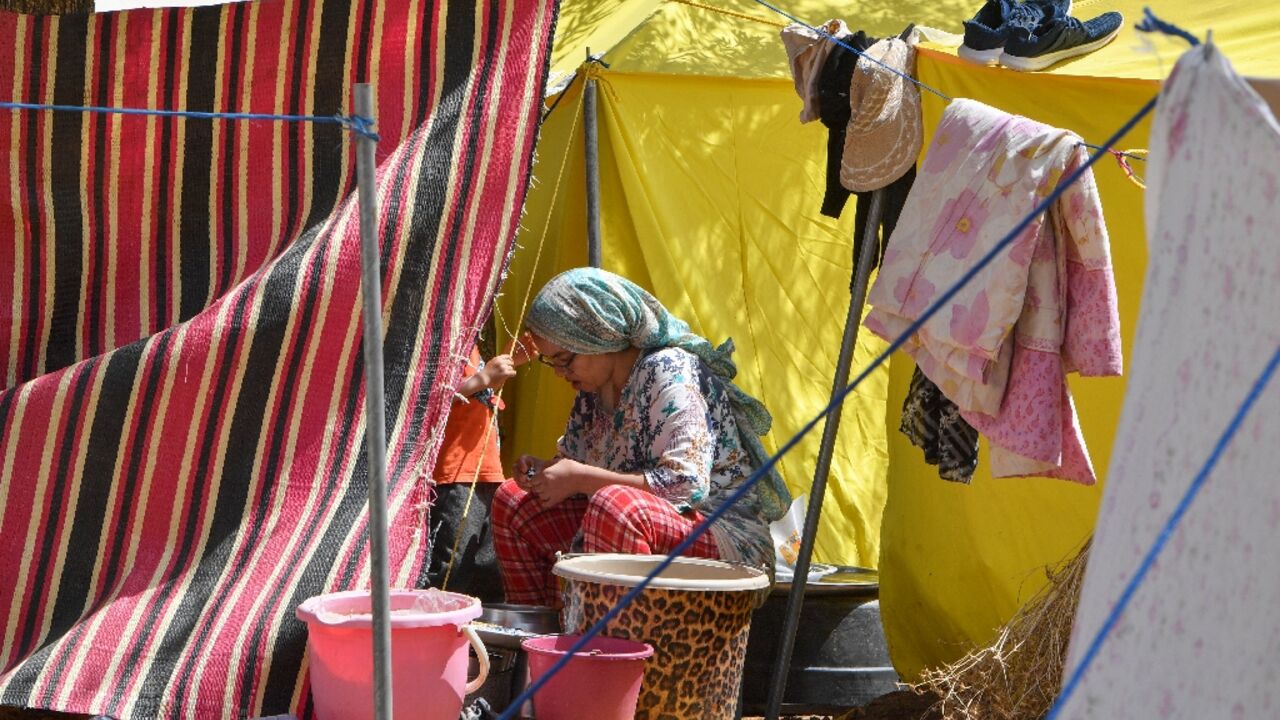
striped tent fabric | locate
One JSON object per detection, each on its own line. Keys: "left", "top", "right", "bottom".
{"left": 0, "top": 0, "right": 557, "bottom": 717}
{"left": 0, "top": 1, "right": 93, "bottom": 14}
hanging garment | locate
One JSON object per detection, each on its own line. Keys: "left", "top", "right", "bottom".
{"left": 810, "top": 26, "right": 917, "bottom": 273}
{"left": 815, "top": 27, "right": 876, "bottom": 218}
{"left": 849, "top": 166, "right": 915, "bottom": 279}
{"left": 838, "top": 37, "right": 923, "bottom": 193}
{"left": 865, "top": 98, "right": 1121, "bottom": 484}
{"left": 900, "top": 365, "right": 980, "bottom": 483}
{"left": 1060, "top": 43, "right": 1280, "bottom": 718}
{"left": 781, "top": 19, "right": 852, "bottom": 124}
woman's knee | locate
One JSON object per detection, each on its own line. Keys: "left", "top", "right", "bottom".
{"left": 583, "top": 484, "right": 652, "bottom": 532}
{"left": 586, "top": 484, "right": 648, "bottom": 513}
{"left": 491, "top": 479, "right": 528, "bottom": 527}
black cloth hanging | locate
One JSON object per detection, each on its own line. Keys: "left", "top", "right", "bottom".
{"left": 848, "top": 165, "right": 915, "bottom": 290}
{"left": 816, "top": 28, "right": 874, "bottom": 218}
{"left": 816, "top": 25, "right": 918, "bottom": 282}
{"left": 900, "top": 365, "right": 980, "bottom": 484}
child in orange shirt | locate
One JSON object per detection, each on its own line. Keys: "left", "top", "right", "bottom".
{"left": 426, "top": 335, "right": 533, "bottom": 601}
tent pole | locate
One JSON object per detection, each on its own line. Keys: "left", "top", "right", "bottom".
{"left": 584, "top": 50, "right": 603, "bottom": 268}
{"left": 354, "top": 83, "right": 394, "bottom": 720}
{"left": 764, "top": 189, "right": 885, "bottom": 720}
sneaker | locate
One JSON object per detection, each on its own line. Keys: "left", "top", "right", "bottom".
{"left": 1001, "top": 7, "right": 1124, "bottom": 71}
{"left": 958, "top": 0, "right": 1047, "bottom": 66}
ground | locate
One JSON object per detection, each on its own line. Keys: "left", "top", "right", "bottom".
{"left": 0, "top": 690, "right": 943, "bottom": 719}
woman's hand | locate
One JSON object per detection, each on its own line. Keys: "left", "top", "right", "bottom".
{"left": 513, "top": 454, "right": 546, "bottom": 491}
{"left": 514, "top": 455, "right": 648, "bottom": 507}
{"left": 525, "top": 457, "right": 587, "bottom": 507}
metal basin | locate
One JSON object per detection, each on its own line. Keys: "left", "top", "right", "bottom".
{"left": 480, "top": 603, "right": 560, "bottom": 633}
{"left": 473, "top": 603, "right": 560, "bottom": 650}
{"left": 466, "top": 604, "right": 560, "bottom": 714}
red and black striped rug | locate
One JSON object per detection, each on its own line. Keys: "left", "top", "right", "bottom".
{"left": 0, "top": 0, "right": 556, "bottom": 716}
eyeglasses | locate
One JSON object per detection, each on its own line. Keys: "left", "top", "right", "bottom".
{"left": 537, "top": 352, "right": 576, "bottom": 370}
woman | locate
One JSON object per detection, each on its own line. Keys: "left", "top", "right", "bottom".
{"left": 492, "top": 268, "right": 791, "bottom": 607}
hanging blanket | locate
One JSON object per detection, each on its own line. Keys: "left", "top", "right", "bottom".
{"left": 0, "top": 1, "right": 557, "bottom": 717}
{"left": 865, "top": 98, "right": 1122, "bottom": 484}
{"left": 1062, "top": 43, "right": 1280, "bottom": 719}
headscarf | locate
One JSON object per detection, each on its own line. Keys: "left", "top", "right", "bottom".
{"left": 525, "top": 267, "right": 790, "bottom": 521}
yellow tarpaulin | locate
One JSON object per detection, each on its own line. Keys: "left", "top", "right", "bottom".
{"left": 502, "top": 0, "right": 1280, "bottom": 679}
{"left": 497, "top": 67, "right": 892, "bottom": 567}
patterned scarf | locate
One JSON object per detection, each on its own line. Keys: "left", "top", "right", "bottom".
{"left": 525, "top": 267, "right": 790, "bottom": 521}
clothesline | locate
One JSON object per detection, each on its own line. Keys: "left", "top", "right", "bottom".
{"left": 670, "top": 0, "right": 787, "bottom": 29}
{"left": 0, "top": 100, "right": 381, "bottom": 140}
{"left": 756, "top": 0, "right": 1185, "bottom": 102}
{"left": 754, "top": 0, "right": 1191, "bottom": 162}
{"left": 751, "top": 0, "right": 954, "bottom": 102}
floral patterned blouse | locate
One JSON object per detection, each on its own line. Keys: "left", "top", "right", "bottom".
{"left": 557, "top": 347, "right": 774, "bottom": 569}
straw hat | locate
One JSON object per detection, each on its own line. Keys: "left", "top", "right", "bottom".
{"left": 839, "top": 37, "right": 922, "bottom": 192}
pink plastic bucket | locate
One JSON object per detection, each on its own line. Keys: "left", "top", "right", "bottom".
{"left": 521, "top": 634, "right": 654, "bottom": 720}
{"left": 295, "top": 589, "right": 488, "bottom": 720}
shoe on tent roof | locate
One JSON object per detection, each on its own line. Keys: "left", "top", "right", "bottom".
{"left": 958, "top": 0, "right": 1050, "bottom": 66}
{"left": 1001, "top": 5, "right": 1124, "bottom": 72}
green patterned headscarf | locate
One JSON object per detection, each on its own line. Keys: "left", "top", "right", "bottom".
{"left": 525, "top": 267, "right": 790, "bottom": 521}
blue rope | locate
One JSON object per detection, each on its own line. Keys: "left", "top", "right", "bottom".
{"left": 750, "top": 2, "right": 1205, "bottom": 163}
{"left": 754, "top": 0, "right": 1200, "bottom": 105}
{"left": 495, "top": 86, "right": 1159, "bottom": 720}
{"left": 1135, "top": 6, "right": 1201, "bottom": 47}
{"left": 0, "top": 100, "right": 381, "bottom": 141}
{"left": 1047, "top": 345, "right": 1280, "bottom": 719}
{"left": 750, "top": 0, "right": 954, "bottom": 102}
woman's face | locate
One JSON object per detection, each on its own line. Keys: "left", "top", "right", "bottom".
{"left": 531, "top": 334, "right": 616, "bottom": 394}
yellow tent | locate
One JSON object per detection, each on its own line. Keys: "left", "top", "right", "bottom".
{"left": 495, "top": 0, "right": 1278, "bottom": 679}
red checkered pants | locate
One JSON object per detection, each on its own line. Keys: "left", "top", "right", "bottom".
{"left": 491, "top": 479, "right": 720, "bottom": 607}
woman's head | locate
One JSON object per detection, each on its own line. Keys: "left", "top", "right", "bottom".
{"left": 530, "top": 332, "right": 634, "bottom": 394}
{"left": 524, "top": 268, "right": 689, "bottom": 356}
{"left": 524, "top": 268, "right": 686, "bottom": 394}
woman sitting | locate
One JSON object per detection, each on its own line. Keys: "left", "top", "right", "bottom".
{"left": 492, "top": 268, "right": 791, "bottom": 607}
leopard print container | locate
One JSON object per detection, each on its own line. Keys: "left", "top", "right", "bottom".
{"left": 554, "top": 555, "right": 770, "bottom": 720}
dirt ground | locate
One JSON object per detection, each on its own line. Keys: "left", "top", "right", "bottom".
{"left": 0, "top": 690, "right": 943, "bottom": 719}
{"left": 0, "top": 707, "right": 834, "bottom": 712}
{"left": 835, "top": 690, "right": 942, "bottom": 719}
{"left": 744, "top": 689, "right": 944, "bottom": 720}
{"left": 1, "top": 713, "right": 841, "bottom": 720}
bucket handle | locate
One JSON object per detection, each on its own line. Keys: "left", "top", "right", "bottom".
{"left": 461, "top": 625, "right": 490, "bottom": 695}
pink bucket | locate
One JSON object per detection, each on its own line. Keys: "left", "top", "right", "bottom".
{"left": 521, "top": 634, "right": 654, "bottom": 720}
{"left": 295, "top": 589, "right": 488, "bottom": 720}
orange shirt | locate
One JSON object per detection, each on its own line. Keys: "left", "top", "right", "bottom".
{"left": 433, "top": 348, "right": 506, "bottom": 483}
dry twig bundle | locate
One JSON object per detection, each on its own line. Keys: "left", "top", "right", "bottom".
{"left": 912, "top": 538, "right": 1092, "bottom": 720}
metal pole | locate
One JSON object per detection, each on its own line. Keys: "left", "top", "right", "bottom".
{"left": 764, "top": 189, "right": 886, "bottom": 719}
{"left": 354, "top": 83, "right": 394, "bottom": 720}
{"left": 583, "top": 50, "right": 602, "bottom": 268}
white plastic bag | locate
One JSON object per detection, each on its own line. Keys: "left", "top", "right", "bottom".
{"left": 769, "top": 494, "right": 836, "bottom": 583}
